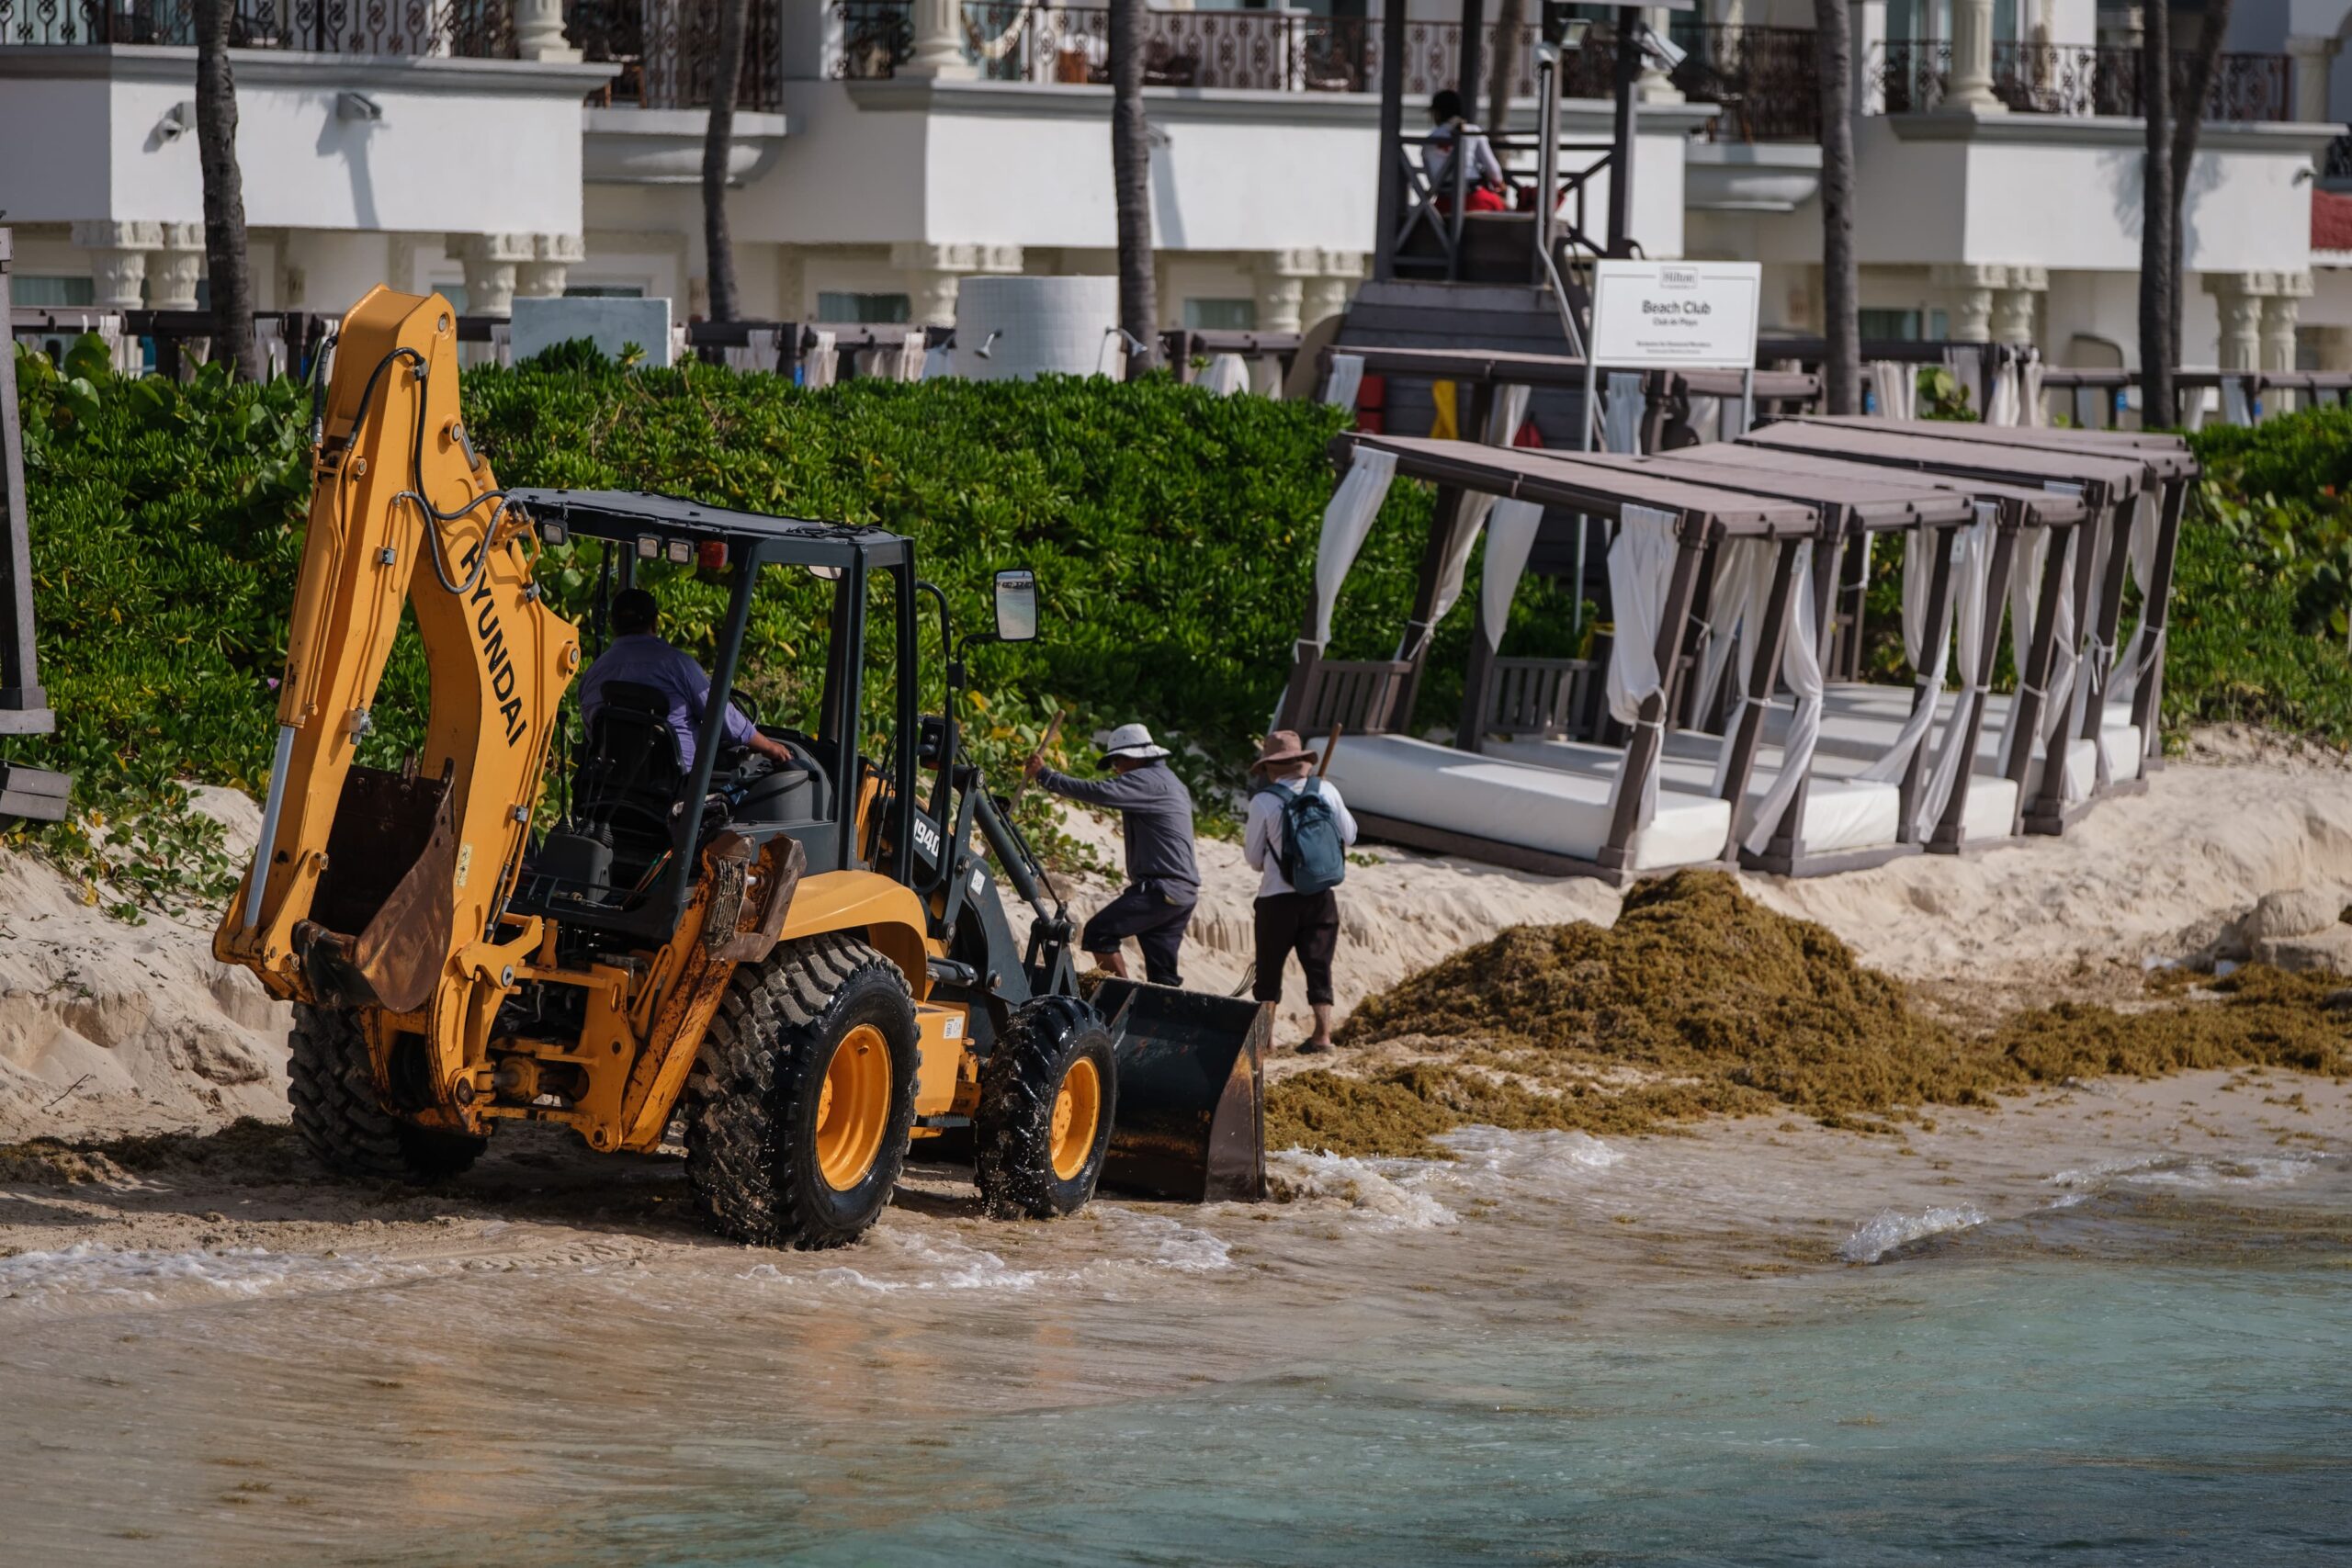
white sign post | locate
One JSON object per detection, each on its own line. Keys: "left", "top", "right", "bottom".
{"left": 1573, "top": 260, "right": 1763, "bottom": 626}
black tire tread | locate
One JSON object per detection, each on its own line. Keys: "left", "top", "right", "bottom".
{"left": 974, "top": 995, "right": 1114, "bottom": 1221}
{"left": 684, "top": 933, "right": 917, "bottom": 1249}
{"left": 285, "top": 1003, "right": 487, "bottom": 1183}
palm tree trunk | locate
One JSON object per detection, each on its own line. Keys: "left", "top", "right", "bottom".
{"left": 2167, "top": 0, "right": 2235, "bottom": 379}
{"left": 1485, "top": 0, "right": 1524, "bottom": 136}
{"left": 1110, "top": 0, "right": 1159, "bottom": 377}
{"left": 2138, "top": 1, "right": 2174, "bottom": 428}
{"left": 1815, "top": 0, "right": 1860, "bottom": 416}
{"left": 703, "top": 0, "right": 751, "bottom": 323}
{"left": 194, "top": 0, "right": 260, "bottom": 379}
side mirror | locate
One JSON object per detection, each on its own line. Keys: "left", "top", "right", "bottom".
{"left": 993, "top": 569, "right": 1039, "bottom": 643}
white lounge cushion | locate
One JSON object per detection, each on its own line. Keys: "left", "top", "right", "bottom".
{"left": 1487, "top": 736, "right": 1902, "bottom": 857}
{"left": 1324, "top": 734, "right": 1731, "bottom": 873}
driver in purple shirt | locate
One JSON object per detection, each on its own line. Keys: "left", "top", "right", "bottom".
{"left": 578, "top": 587, "right": 797, "bottom": 771}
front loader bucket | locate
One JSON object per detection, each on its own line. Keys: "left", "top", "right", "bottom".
{"left": 1095, "top": 979, "right": 1271, "bottom": 1203}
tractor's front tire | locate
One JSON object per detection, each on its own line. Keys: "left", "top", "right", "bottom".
{"left": 684, "top": 934, "right": 920, "bottom": 1250}
{"left": 286, "top": 1003, "right": 488, "bottom": 1184}
{"left": 975, "top": 996, "right": 1117, "bottom": 1220}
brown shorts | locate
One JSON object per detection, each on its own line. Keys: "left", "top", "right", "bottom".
{"left": 1253, "top": 890, "right": 1339, "bottom": 1007}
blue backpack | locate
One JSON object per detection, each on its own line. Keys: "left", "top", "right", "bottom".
{"left": 1272, "top": 780, "right": 1347, "bottom": 896}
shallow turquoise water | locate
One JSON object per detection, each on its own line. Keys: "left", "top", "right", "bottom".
{"left": 529, "top": 1217, "right": 2352, "bottom": 1566}
{"left": 5, "top": 1134, "right": 2347, "bottom": 1565}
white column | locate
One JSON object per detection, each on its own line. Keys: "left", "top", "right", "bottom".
{"left": 1946, "top": 0, "right": 2004, "bottom": 113}
{"left": 1254, "top": 250, "right": 1318, "bottom": 335}
{"left": 2289, "top": 37, "right": 2338, "bottom": 123}
{"left": 1991, "top": 264, "right": 2045, "bottom": 346}
{"left": 1932, "top": 263, "right": 2001, "bottom": 341}
{"left": 71, "top": 220, "right": 158, "bottom": 309}
{"left": 1301, "top": 249, "right": 1367, "bottom": 330}
{"left": 892, "top": 243, "right": 1023, "bottom": 326}
{"left": 1637, "top": 9, "right": 1684, "bottom": 104}
{"left": 904, "top": 0, "right": 973, "bottom": 81}
{"left": 2203, "top": 273, "right": 2267, "bottom": 371}
{"left": 517, "top": 233, "right": 585, "bottom": 299}
{"left": 447, "top": 232, "right": 534, "bottom": 316}
{"left": 514, "top": 0, "right": 579, "bottom": 62}
{"left": 148, "top": 222, "right": 205, "bottom": 311}
{"left": 2262, "top": 273, "right": 2312, "bottom": 373}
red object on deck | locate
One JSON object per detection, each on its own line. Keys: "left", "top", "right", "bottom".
{"left": 1354, "top": 372, "right": 1385, "bottom": 434}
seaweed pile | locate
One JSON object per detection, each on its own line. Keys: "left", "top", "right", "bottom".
{"left": 1267, "top": 871, "right": 2352, "bottom": 1158}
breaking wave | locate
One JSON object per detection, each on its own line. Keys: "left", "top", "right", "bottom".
{"left": 1838, "top": 1204, "right": 1988, "bottom": 1264}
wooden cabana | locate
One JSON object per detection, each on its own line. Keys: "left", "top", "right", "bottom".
{"left": 1741, "top": 420, "right": 2151, "bottom": 833}
{"left": 1487, "top": 446, "right": 1982, "bottom": 875}
{"left": 1279, "top": 431, "right": 1815, "bottom": 883}
{"left": 1786, "top": 417, "right": 2197, "bottom": 774}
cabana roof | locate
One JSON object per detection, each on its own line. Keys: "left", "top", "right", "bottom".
{"left": 1570, "top": 450, "right": 1976, "bottom": 535}
{"left": 1785, "top": 416, "right": 2199, "bottom": 481}
{"left": 1743, "top": 420, "right": 2148, "bottom": 502}
{"left": 1326, "top": 344, "right": 1819, "bottom": 403}
{"left": 1651, "top": 442, "right": 2092, "bottom": 527}
{"left": 1333, "top": 433, "right": 1820, "bottom": 538}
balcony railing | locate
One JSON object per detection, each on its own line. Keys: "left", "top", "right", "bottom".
{"left": 1875, "top": 39, "right": 2291, "bottom": 122}
{"left": 1670, "top": 24, "right": 1820, "bottom": 142}
{"left": 0, "top": 0, "right": 775, "bottom": 109}
{"left": 568, "top": 0, "right": 781, "bottom": 110}
{"left": 1, "top": 0, "right": 513, "bottom": 53}
{"left": 833, "top": 2, "right": 1542, "bottom": 99}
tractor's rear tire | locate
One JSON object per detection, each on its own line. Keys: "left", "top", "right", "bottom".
{"left": 684, "top": 934, "right": 920, "bottom": 1250}
{"left": 286, "top": 1003, "right": 488, "bottom": 1184}
{"left": 975, "top": 996, "right": 1117, "bottom": 1220}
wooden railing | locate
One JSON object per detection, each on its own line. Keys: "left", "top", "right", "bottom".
{"left": 1487, "top": 657, "right": 1600, "bottom": 740}
{"left": 1295, "top": 659, "right": 1414, "bottom": 736}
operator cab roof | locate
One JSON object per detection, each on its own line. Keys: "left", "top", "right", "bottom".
{"left": 507, "top": 487, "right": 910, "bottom": 570}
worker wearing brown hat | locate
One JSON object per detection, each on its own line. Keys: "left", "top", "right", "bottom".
{"left": 1244, "top": 729, "right": 1358, "bottom": 1053}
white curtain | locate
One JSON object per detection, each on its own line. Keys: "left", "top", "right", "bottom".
{"left": 1310, "top": 447, "right": 1399, "bottom": 647}
{"left": 2183, "top": 388, "right": 2210, "bottom": 432}
{"left": 1870, "top": 361, "right": 1917, "bottom": 421}
{"left": 1603, "top": 505, "right": 1682, "bottom": 829}
{"left": 1250, "top": 355, "right": 1284, "bottom": 400}
{"left": 1323, "top": 352, "right": 1366, "bottom": 411}
{"left": 1742, "top": 548, "right": 1822, "bottom": 856}
{"left": 1477, "top": 500, "right": 1546, "bottom": 649}
{"left": 1858, "top": 524, "right": 1960, "bottom": 787}
{"left": 1943, "top": 348, "right": 1983, "bottom": 419}
{"left": 1917, "top": 503, "right": 2001, "bottom": 837}
{"left": 1985, "top": 363, "right": 2022, "bottom": 427}
{"left": 1603, "top": 371, "right": 1645, "bottom": 453}
{"left": 1704, "top": 538, "right": 1781, "bottom": 795}
{"left": 922, "top": 343, "right": 956, "bottom": 380}
{"left": 2109, "top": 491, "right": 2163, "bottom": 707}
{"left": 1690, "top": 536, "right": 1770, "bottom": 747}
{"left": 2222, "top": 376, "right": 2252, "bottom": 426}
{"left": 2000, "top": 525, "right": 2080, "bottom": 776}
{"left": 803, "top": 329, "right": 838, "bottom": 389}
{"left": 2022, "top": 359, "right": 2046, "bottom": 427}
{"left": 1201, "top": 353, "right": 1250, "bottom": 397}
{"left": 895, "top": 329, "right": 928, "bottom": 382}
{"left": 1416, "top": 384, "right": 1538, "bottom": 642}
{"left": 724, "top": 327, "right": 786, "bottom": 375}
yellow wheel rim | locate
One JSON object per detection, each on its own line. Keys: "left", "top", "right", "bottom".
{"left": 1048, "top": 1055, "right": 1103, "bottom": 1182}
{"left": 815, "top": 1023, "right": 893, "bottom": 1192}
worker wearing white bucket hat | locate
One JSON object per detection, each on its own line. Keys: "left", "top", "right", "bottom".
{"left": 1025, "top": 722, "right": 1199, "bottom": 985}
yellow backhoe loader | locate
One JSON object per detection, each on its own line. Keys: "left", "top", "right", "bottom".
{"left": 213, "top": 287, "right": 1267, "bottom": 1248}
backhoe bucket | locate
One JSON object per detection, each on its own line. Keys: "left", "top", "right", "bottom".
{"left": 1095, "top": 980, "right": 1271, "bottom": 1203}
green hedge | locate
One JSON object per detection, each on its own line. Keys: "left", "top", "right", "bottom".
{"left": 6, "top": 342, "right": 1595, "bottom": 907}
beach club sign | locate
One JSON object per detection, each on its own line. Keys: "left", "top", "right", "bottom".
{"left": 1587, "top": 259, "right": 1764, "bottom": 371}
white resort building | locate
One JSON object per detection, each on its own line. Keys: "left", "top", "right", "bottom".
{"left": 0, "top": 1, "right": 2346, "bottom": 376}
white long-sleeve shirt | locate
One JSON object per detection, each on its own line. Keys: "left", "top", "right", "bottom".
{"left": 1243, "top": 776, "right": 1359, "bottom": 898}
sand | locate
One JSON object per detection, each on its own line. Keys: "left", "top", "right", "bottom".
{"left": 4, "top": 726, "right": 2349, "bottom": 1150}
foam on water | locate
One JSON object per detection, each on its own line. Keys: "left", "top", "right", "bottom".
{"left": 2051, "top": 1150, "right": 2326, "bottom": 1194}
{"left": 1266, "top": 1150, "right": 1459, "bottom": 1229}
{"left": 737, "top": 1211, "right": 1234, "bottom": 1297}
{"left": 1837, "top": 1204, "right": 1988, "bottom": 1264}
{"left": 0, "top": 1241, "right": 412, "bottom": 1310}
